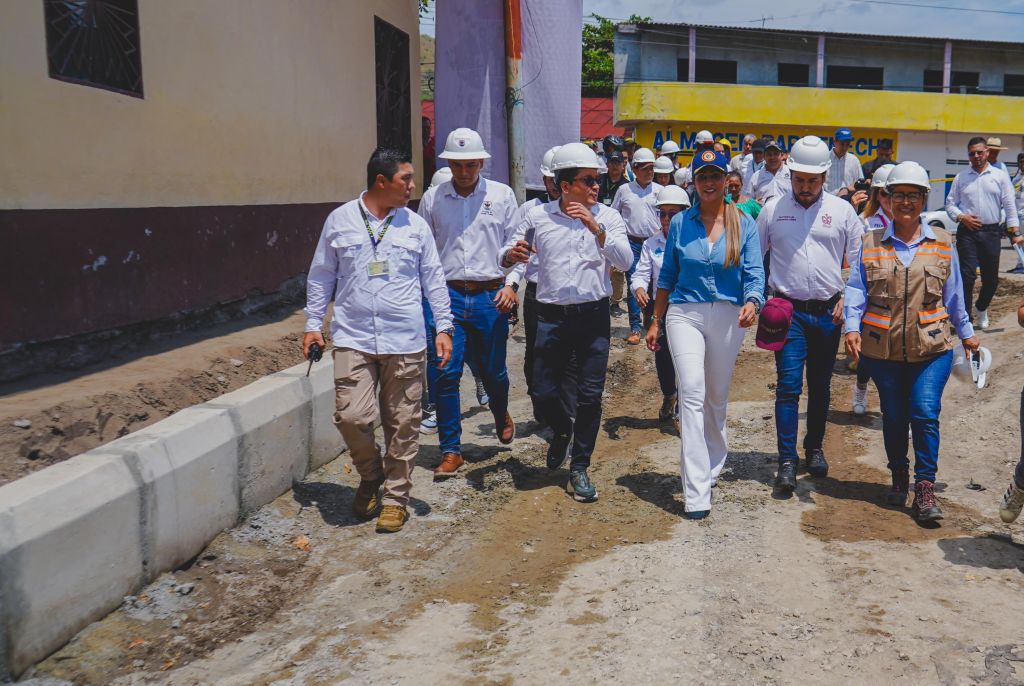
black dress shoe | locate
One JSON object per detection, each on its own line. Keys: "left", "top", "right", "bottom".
{"left": 775, "top": 460, "right": 797, "bottom": 492}
{"left": 805, "top": 448, "right": 829, "bottom": 477}
{"left": 546, "top": 431, "right": 573, "bottom": 470}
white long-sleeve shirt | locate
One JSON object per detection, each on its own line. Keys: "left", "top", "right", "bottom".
{"left": 610, "top": 180, "right": 664, "bottom": 239}
{"left": 750, "top": 166, "right": 790, "bottom": 204}
{"left": 629, "top": 231, "right": 667, "bottom": 294}
{"left": 502, "top": 200, "right": 633, "bottom": 305}
{"left": 417, "top": 177, "right": 521, "bottom": 282}
{"left": 513, "top": 197, "right": 543, "bottom": 283}
{"left": 305, "top": 194, "right": 453, "bottom": 355}
{"left": 824, "top": 150, "right": 862, "bottom": 195}
{"left": 944, "top": 164, "right": 1020, "bottom": 228}
{"left": 757, "top": 191, "right": 863, "bottom": 301}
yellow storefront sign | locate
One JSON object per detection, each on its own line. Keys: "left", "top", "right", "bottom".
{"left": 634, "top": 123, "right": 898, "bottom": 163}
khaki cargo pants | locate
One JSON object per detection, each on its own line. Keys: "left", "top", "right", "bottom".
{"left": 333, "top": 347, "right": 425, "bottom": 507}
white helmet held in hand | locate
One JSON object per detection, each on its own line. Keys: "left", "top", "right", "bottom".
{"left": 871, "top": 163, "right": 896, "bottom": 188}
{"left": 952, "top": 345, "right": 992, "bottom": 389}
{"left": 632, "top": 147, "right": 656, "bottom": 164}
{"left": 429, "top": 167, "right": 453, "bottom": 188}
{"left": 549, "top": 142, "right": 601, "bottom": 171}
{"left": 438, "top": 127, "right": 491, "bottom": 160}
{"left": 653, "top": 156, "right": 675, "bottom": 174}
{"left": 885, "top": 161, "right": 930, "bottom": 191}
{"left": 660, "top": 140, "right": 681, "bottom": 156}
{"left": 540, "top": 146, "right": 562, "bottom": 178}
{"left": 656, "top": 184, "right": 691, "bottom": 207}
{"left": 786, "top": 136, "right": 832, "bottom": 174}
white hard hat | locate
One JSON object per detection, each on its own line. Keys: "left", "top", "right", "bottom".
{"left": 429, "top": 167, "right": 453, "bottom": 188}
{"left": 549, "top": 142, "right": 601, "bottom": 172}
{"left": 952, "top": 346, "right": 993, "bottom": 388}
{"left": 656, "top": 184, "right": 691, "bottom": 207}
{"left": 871, "top": 163, "right": 896, "bottom": 188}
{"left": 660, "top": 140, "right": 680, "bottom": 155}
{"left": 696, "top": 130, "right": 714, "bottom": 144}
{"left": 673, "top": 166, "right": 691, "bottom": 186}
{"left": 540, "top": 146, "right": 562, "bottom": 178}
{"left": 786, "top": 136, "right": 832, "bottom": 174}
{"left": 632, "top": 147, "right": 656, "bottom": 164}
{"left": 438, "top": 127, "right": 490, "bottom": 160}
{"left": 885, "top": 161, "right": 930, "bottom": 191}
{"left": 653, "top": 156, "right": 675, "bottom": 174}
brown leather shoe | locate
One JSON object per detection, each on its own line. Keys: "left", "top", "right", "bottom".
{"left": 496, "top": 411, "right": 516, "bottom": 444}
{"left": 352, "top": 478, "right": 384, "bottom": 519}
{"left": 433, "top": 452, "right": 464, "bottom": 479}
{"left": 626, "top": 331, "right": 642, "bottom": 345}
{"left": 376, "top": 505, "right": 409, "bottom": 533}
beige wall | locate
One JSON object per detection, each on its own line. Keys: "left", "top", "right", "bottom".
{"left": 0, "top": 0, "right": 422, "bottom": 209}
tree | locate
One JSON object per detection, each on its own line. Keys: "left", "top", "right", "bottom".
{"left": 582, "top": 13, "right": 650, "bottom": 97}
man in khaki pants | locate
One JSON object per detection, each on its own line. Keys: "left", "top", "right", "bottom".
{"left": 303, "top": 148, "right": 453, "bottom": 533}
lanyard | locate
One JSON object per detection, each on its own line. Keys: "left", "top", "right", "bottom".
{"left": 358, "top": 203, "right": 395, "bottom": 253}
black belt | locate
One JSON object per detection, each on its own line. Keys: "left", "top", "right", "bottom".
{"left": 628, "top": 235, "right": 647, "bottom": 244}
{"left": 959, "top": 222, "right": 1004, "bottom": 233}
{"left": 535, "top": 297, "right": 609, "bottom": 318}
{"left": 775, "top": 291, "right": 842, "bottom": 315}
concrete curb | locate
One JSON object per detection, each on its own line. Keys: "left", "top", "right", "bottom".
{"left": 0, "top": 358, "right": 341, "bottom": 679}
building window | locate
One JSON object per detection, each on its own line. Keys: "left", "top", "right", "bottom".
{"left": 826, "top": 65, "right": 883, "bottom": 90}
{"left": 44, "top": 0, "right": 143, "bottom": 98}
{"left": 778, "top": 63, "right": 810, "bottom": 87}
{"left": 676, "top": 59, "right": 737, "bottom": 84}
{"left": 1003, "top": 73, "right": 1024, "bottom": 96}
{"left": 924, "top": 69, "right": 981, "bottom": 94}
{"left": 374, "top": 17, "right": 411, "bottom": 156}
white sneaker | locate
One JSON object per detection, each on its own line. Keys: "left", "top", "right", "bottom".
{"left": 852, "top": 384, "right": 868, "bottom": 415}
{"left": 977, "top": 308, "right": 990, "bottom": 331}
{"left": 1000, "top": 481, "right": 1024, "bottom": 523}
{"left": 420, "top": 408, "right": 438, "bottom": 435}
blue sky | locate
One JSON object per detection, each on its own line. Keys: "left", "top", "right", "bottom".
{"left": 420, "top": 1, "right": 1024, "bottom": 42}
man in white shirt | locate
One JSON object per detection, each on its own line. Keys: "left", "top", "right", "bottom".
{"left": 417, "top": 128, "right": 520, "bottom": 479}
{"left": 824, "top": 127, "right": 862, "bottom": 197}
{"left": 743, "top": 138, "right": 767, "bottom": 198}
{"left": 502, "top": 143, "right": 633, "bottom": 503}
{"left": 731, "top": 133, "right": 757, "bottom": 175}
{"left": 946, "top": 136, "right": 1024, "bottom": 328}
{"left": 611, "top": 147, "right": 663, "bottom": 343}
{"left": 303, "top": 148, "right": 453, "bottom": 533}
{"left": 756, "top": 136, "right": 864, "bottom": 493}
{"left": 749, "top": 140, "right": 790, "bottom": 204}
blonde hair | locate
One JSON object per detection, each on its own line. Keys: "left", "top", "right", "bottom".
{"left": 723, "top": 200, "right": 742, "bottom": 268}
{"left": 860, "top": 187, "right": 881, "bottom": 221}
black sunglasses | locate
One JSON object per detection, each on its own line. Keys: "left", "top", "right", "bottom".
{"left": 573, "top": 175, "right": 600, "bottom": 187}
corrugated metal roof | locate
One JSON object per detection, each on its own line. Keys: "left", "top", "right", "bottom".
{"left": 619, "top": 21, "right": 1024, "bottom": 49}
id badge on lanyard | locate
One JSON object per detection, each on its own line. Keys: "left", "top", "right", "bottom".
{"left": 359, "top": 203, "right": 394, "bottom": 278}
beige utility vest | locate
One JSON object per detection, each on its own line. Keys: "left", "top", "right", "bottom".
{"left": 860, "top": 227, "right": 957, "bottom": 362}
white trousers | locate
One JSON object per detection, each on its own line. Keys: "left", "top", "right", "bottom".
{"left": 665, "top": 302, "right": 746, "bottom": 512}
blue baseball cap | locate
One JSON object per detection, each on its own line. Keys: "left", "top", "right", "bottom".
{"left": 692, "top": 149, "right": 730, "bottom": 174}
{"left": 835, "top": 127, "right": 853, "bottom": 141}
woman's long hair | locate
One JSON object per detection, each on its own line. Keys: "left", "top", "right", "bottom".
{"left": 694, "top": 194, "right": 743, "bottom": 268}
{"left": 860, "top": 187, "right": 881, "bottom": 221}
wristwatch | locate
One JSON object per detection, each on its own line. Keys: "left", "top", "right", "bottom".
{"left": 509, "top": 282, "right": 520, "bottom": 293}
{"left": 745, "top": 297, "right": 762, "bottom": 314}
{"left": 438, "top": 327, "right": 455, "bottom": 338}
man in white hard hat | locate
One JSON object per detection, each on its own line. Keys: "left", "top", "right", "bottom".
{"left": 501, "top": 143, "right": 633, "bottom": 502}
{"left": 749, "top": 139, "right": 790, "bottom": 204}
{"left": 946, "top": 136, "right": 1023, "bottom": 329}
{"left": 659, "top": 139, "right": 681, "bottom": 169}
{"left": 756, "top": 135, "right": 864, "bottom": 494}
{"left": 611, "top": 147, "right": 664, "bottom": 344}
{"left": 825, "top": 128, "right": 862, "bottom": 198}
{"left": 303, "top": 148, "right": 453, "bottom": 533}
{"left": 418, "top": 127, "right": 520, "bottom": 479}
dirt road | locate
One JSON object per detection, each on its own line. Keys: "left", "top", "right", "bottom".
{"left": 18, "top": 275, "right": 1024, "bottom": 685}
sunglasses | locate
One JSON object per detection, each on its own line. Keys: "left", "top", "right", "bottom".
{"left": 573, "top": 175, "right": 600, "bottom": 187}
{"left": 890, "top": 191, "right": 926, "bottom": 203}
{"left": 968, "top": 150, "right": 988, "bottom": 157}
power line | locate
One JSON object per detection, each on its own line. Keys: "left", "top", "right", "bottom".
{"left": 849, "top": 0, "right": 1024, "bottom": 14}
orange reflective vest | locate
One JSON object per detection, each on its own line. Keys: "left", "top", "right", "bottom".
{"left": 859, "top": 227, "right": 957, "bottom": 362}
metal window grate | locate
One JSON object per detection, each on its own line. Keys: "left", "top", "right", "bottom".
{"left": 44, "top": 0, "right": 143, "bottom": 98}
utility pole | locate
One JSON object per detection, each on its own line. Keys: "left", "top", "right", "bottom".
{"left": 503, "top": 0, "right": 525, "bottom": 203}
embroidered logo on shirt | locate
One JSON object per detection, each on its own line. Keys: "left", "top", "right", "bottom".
{"left": 821, "top": 213, "right": 832, "bottom": 227}
{"left": 481, "top": 200, "right": 494, "bottom": 216}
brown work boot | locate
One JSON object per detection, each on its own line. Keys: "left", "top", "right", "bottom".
{"left": 433, "top": 452, "right": 464, "bottom": 480}
{"left": 912, "top": 480, "right": 943, "bottom": 522}
{"left": 626, "top": 330, "right": 642, "bottom": 345}
{"left": 886, "top": 469, "right": 910, "bottom": 507}
{"left": 352, "top": 478, "right": 384, "bottom": 519}
{"left": 376, "top": 505, "right": 409, "bottom": 533}
{"left": 659, "top": 393, "right": 677, "bottom": 421}
{"left": 496, "top": 411, "right": 516, "bottom": 444}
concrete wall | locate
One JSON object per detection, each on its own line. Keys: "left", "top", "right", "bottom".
{"left": 0, "top": 358, "right": 343, "bottom": 680}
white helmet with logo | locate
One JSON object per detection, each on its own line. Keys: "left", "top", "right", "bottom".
{"left": 871, "top": 163, "right": 896, "bottom": 188}
{"left": 786, "top": 136, "right": 832, "bottom": 174}
{"left": 549, "top": 142, "right": 601, "bottom": 171}
{"left": 695, "top": 130, "right": 715, "bottom": 145}
{"left": 540, "top": 145, "right": 562, "bottom": 178}
{"left": 429, "top": 167, "right": 453, "bottom": 188}
{"left": 885, "top": 161, "right": 930, "bottom": 191}
{"left": 632, "top": 147, "right": 656, "bottom": 164}
{"left": 653, "top": 156, "right": 675, "bottom": 174}
{"left": 656, "top": 184, "right": 691, "bottom": 207}
{"left": 438, "top": 127, "right": 491, "bottom": 160}
{"left": 660, "top": 140, "right": 681, "bottom": 156}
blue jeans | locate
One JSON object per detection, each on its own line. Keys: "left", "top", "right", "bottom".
{"left": 533, "top": 300, "right": 610, "bottom": 469}
{"left": 774, "top": 309, "right": 842, "bottom": 464}
{"left": 434, "top": 287, "right": 510, "bottom": 455}
{"left": 424, "top": 301, "right": 485, "bottom": 409}
{"left": 625, "top": 238, "right": 644, "bottom": 333}
{"left": 868, "top": 350, "right": 953, "bottom": 483}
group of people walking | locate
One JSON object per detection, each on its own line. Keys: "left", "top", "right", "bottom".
{"left": 303, "top": 126, "right": 1023, "bottom": 533}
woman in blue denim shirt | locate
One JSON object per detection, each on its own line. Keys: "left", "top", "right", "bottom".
{"left": 646, "top": 150, "right": 765, "bottom": 520}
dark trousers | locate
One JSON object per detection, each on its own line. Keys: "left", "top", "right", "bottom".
{"left": 774, "top": 309, "right": 843, "bottom": 464}
{"left": 525, "top": 281, "right": 578, "bottom": 422}
{"left": 1015, "top": 386, "right": 1024, "bottom": 488}
{"left": 655, "top": 329, "right": 676, "bottom": 396}
{"left": 856, "top": 355, "right": 872, "bottom": 386}
{"left": 957, "top": 223, "right": 1003, "bottom": 319}
{"left": 533, "top": 299, "right": 611, "bottom": 469}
